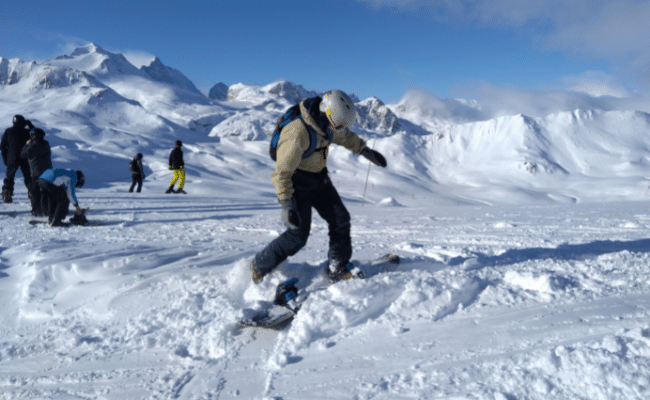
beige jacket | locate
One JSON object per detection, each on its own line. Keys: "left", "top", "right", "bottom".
{"left": 271, "top": 99, "right": 367, "bottom": 201}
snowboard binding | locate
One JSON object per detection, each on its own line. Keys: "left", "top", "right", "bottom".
{"left": 274, "top": 278, "right": 300, "bottom": 311}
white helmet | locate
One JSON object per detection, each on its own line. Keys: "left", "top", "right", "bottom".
{"left": 319, "top": 90, "right": 357, "bottom": 132}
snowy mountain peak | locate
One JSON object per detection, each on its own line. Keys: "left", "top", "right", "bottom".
{"left": 227, "top": 80, "right": 321, "bottom": 106}
{"left": 263, "top": 80, "right": 322, "bottom": 104}
{"left": 0, "top": 58, "right": 35, "bottom": 85}
{"left": 50, "top": 43, "right": 142, "bottom": 78}
{"left": 69, "top": 42, "right": 108, "bottom": 57}
{"left": 208, "top": 82, "right": 228, "bottom": 101}
{"left": 355, "top": 96, "right": 404, "bottom": 134}
{"left": 139, "top": 57, "right": 203, "bottom": 96}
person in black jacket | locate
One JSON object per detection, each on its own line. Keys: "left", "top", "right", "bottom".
{"left": 20, "top": 128, "right": 53, "bottom": 216}
{"left": 1, "top": 115, "right": 33, "bottom": 203}
{"left": 166, "top": 140, "right": 186, "bottom": 194}
{"left": 128, "top": 153, "right": 145, "bottom": 193}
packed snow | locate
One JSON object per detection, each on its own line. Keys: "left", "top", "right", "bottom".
{"left": 1, "top": 44, "right": 650, "bottom": 399}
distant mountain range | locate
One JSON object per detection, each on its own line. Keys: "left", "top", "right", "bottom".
{"left": 1, "top": 43, "right": 650, "bottom": 204}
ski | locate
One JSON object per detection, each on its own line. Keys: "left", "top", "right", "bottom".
{"left": 29, "top": 219, "right": 105, "bottom": 227}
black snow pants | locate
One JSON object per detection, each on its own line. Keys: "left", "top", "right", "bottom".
{"left": 39, "top": 179, "right": 69, "bottom": 225}
{"left": 2, "top": 161, "right": 31, "bottom": 195}
{"left": 254, "top": 169, "right": 352, "bottom": 276}
{"left": 129, "top": 174, "right": 143, "bottom": 192}
{"left": 29, "top": 177, "right": 47, "bottom": 216}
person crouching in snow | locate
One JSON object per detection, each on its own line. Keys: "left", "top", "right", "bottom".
{"left": 250, "top": 90, "right": 387, "bottom": 284}
{"left": 38, "top": 168, "right": 86, "bottom": 227}
{"left": 166, "top": 140, "right": 186, "bottom": 194}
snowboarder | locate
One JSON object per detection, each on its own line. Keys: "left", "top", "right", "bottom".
{"left": 1, "top": 115, "right": 34, "bottom": 203}
{"left": 166, "top": 140, "right": 186, "bottom": 194}
{"left": 38, "top": 168, "right": 86, "bottom": 227}
{"left": 251, "top": 90, "right": 387, "bottom": 284}
{"left": 129, "top": 153, "right": 145, "bottom": 193}
{"left": 20, "top": 128, "right": 53, "bottom": 216}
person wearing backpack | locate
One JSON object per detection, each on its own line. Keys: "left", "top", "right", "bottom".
{"left": 166, "top": 140, "right": 186, "bottom": 194}
{"left": 20, "top": 127, "right": 52, "bottom": 216}
{"left": 128, "top": 153, "right": 145, "bottom": 193}
{"left": 251, "top": 90, "right": 387, "bottom": 284}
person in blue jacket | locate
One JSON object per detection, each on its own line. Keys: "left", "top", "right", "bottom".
{"left": 38, "top": 168, "right": 85, "bottom": 226}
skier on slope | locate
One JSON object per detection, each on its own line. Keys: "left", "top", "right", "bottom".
{"left": 1, "top": 115, "right": 34, "bottom": 203}
{"left": 20, "top": 128, "right": 53, "bottom": 216}
{"left": 166, "top": 140, "right": 186, "bottom": 194}
{"left": 129, "top": 153, "right": 145, "bottom": 193}
{"left": 251, "top": 90, "right": 387, "bottom": 284}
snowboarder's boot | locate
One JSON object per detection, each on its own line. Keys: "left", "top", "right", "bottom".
{"left": 327, "top": 261, "right": 355, "bottom": 283}
{"left": 165, "top": 187, "right": 174, "bottom": 194}
{"left": 2, "top": 190, "right": 12, "bottom": 204}
{"left": 274, "top": 278, "right": 299, "bottom": 309}
{"left": 50, "top": 220, "right": 69, "bottom": 227}
{"left": 69, "top": 213, "right": 89, "bottom": 226}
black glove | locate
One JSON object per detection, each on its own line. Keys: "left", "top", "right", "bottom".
{"left": 280, "top": 198, "right": 301, "bottom": 230}
{"left": 26, "top": 120, "right": 34, "bottom": 129}
{"left": 361, "top": 147, "right": 387, "bottom": 168}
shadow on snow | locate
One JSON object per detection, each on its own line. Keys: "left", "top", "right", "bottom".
{"left": 448, "top": 238, "right": 650, "bottom": 269}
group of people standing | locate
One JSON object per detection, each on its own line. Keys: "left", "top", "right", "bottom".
{"left": 1, "top": 115, "right": 85, "bottom": 226}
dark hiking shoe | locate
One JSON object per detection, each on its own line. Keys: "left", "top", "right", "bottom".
{"left": 175, "top": 189, "right": 187, "bottom": 194}
{"left": 2, "top": 191, "right": 12, "bottom": 204}
{"left": 50, "top": 220, "right": 69, "bottom": 227}
{"left": 327, "top": 261, "right": 356, "bottom": 283}
{"left": 165, "top": 187, "right": 174, "bottom": 194}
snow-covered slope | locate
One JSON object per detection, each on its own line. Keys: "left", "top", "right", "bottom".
{"left": 1, "top": 191, "right": 650, "bottom": 400}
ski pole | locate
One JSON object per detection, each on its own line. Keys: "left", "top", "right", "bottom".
{"left": 361, "top": 138, "right": 377, "bottom": 207}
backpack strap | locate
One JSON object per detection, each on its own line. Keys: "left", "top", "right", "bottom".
{"left": 299, "top": 118, "right": 319, "bottom": 159}
{"left": 270, "top": 102, "right": 333, "bottom": 161}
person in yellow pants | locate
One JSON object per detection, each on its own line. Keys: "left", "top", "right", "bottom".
{"left": 166, "top": 140, "right": 186, "bottom": 194}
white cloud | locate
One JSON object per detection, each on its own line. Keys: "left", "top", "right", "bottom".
{"left": 401, "top": 80, "right": 650, "bottom": 122}
{"left": 358, "top": 0, "right": 650, "bottom": 87}
{"left": 563, "top": 71, "right": 633, "bottom": 98}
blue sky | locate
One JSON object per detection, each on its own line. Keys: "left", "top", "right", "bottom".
{"left": 1, "top": 0, "right": 648, "bottom": 104}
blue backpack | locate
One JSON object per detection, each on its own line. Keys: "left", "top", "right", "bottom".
{"left": 269, "top": 103, "right": 332, "bottom": 161}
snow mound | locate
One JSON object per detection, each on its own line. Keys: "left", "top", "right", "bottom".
{"left": 378, "top": 197, "right": 402, "bottom": 206}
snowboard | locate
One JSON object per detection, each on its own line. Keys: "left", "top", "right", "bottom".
{"left": 29, "top": 219, "right": 105, "bottom": 227}
{"left": 238, "top": 303, "right": 298, "bottom": 330}
{"left": 238, "top": 254, "right": 400, "bottom": 330}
